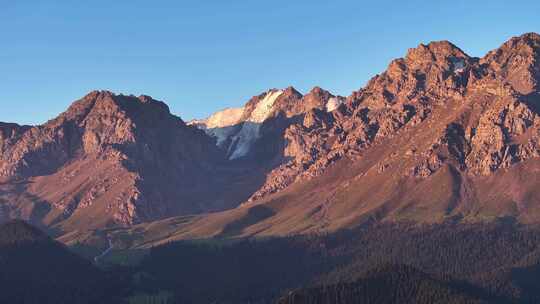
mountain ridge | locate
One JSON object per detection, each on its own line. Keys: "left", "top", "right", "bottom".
{"left": 100, "top": 32, "right": 540, "bottom": 245}
{"left": 1, "top": 32, "right": 540, "bottom": 240}
{"left": 0, "top": 91, "right": 228, "bottom": 229}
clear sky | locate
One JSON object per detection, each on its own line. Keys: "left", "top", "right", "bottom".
{"left": 1, "top": 0, "right": 539, "bottom": 125}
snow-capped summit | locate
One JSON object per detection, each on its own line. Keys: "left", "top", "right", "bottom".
{"left": 188, "top": 107, "right": 245, "bottom": 147}
{"left": 326, "top": 96, "right": 345, "bottom": 112}
{"left": 200, "top": 107, "right": 245, "bottom": 129}
{"left": 190, "top": 87, "right": 343, "bottom": 160}
{"left": 228, "top": 90, "right": 284, "bottom": 159}
{"left": 188, "top": 89, "right": 284, "bottom": 159}
{"left": 247, "top": 90, "right": 283, "bottom": 123}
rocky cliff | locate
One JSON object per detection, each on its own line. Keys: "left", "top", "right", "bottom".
{"left": 157, "top": 33, "right": 540, "bottom": 241}
{"left": 238, "top": 33, "right": 540, "bottom": 204}
{"left": 3, "top": 33, "right": 540, "bottom": 236}
{"left": 0, "top": 91, "right": 226, "bottom": 228}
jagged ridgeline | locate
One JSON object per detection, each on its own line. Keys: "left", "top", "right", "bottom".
{"left": 1, "top": 31, "right": 540, "bottom": 304}
{"left": 0, "top": 33, "right": 539, "bottom": 240}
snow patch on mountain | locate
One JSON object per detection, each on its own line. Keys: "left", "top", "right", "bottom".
{"left": 208, "top": 126, "right": 239, "bottom": 147}
{"left": 188, "top": 107, "right": 245, "bottom": 147}
{"left": 248, "top": 90, "right": 283, "bottom": 123}
{"left": 326, "top": 97, "right": 344, "bottom": 112}
{"left": 450, "top": 57, "right": 466, "bottom": 74}
{"left": 229, "top": 90, "right": 283, "bottom": 159}
{"left": 188, "top": 90, "right": 285, "bottom": 159}
{"left": 205, "top": 107, "right": 245, "bottom": 128}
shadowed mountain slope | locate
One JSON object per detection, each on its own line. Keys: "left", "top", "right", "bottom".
{"left": 0, "top": 220, "right": 124, "bottom": 303}
{"left": 98, "top": 33, "right": 540, "bottom": 246}
{"left": 2, "top": 33, "right": 540, "bottom": 240}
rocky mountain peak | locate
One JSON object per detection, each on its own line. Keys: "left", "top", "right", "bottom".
{"left": 503, "top": 32, "right": 540, "bottom": 49}
{"left": 405, "top": 40, "right": 469, "bottom": 65}
{"left": 481, "top": 32, "right": 540, "bottom": 94}
{"left": 282, "top": 86, "right": 303, "bottom": 97}
{"left": 0, "top": 91, "right": 225, "bottom": 227}
{"left": 303, "top": 87, "right": 345, "bottom": 112}
{"left": 55, "top": 90, "right": 175, "bottom": 129}
{"left": 190, "top": 86, "right": 345, "bottom": 162}
{"left": 271, "top": 87, "right": 304, "bottom": 117}
{"left": 358, "top": 40, "right": 473, "bottom": 109}
{"left": 246, "top": 33, "right": 540, "bottom": 207}
{"left": 308, "top": 86, "right": 327, "bottom": 94}
{"left": 305, "top": 86, "right": 332, "bottom": 100}
{"left": 3, "top": 33, "right": 540, "bottom": 235}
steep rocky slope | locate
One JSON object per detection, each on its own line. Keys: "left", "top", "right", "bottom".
{"left": 0, "top": 91, "right": 233, "bottom": 229}
{"left": 101, "top": 33, "right": 540, "bottom": 245}
{"left": 188, "top": 87, "right": 345, "bottom": 161}
{"left": 0, "top": 87, "right": 345, "bottom": 232}
{"left": 243, "top": 34, "right": 540, "bottom": 203}
{"left": 2, "top": 33, "right": 540, "bottom": 240}
{"left": 239, "top": 32, "right": 540, "bottom": 211}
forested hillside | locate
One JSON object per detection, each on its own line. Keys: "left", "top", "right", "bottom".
{"left": 0, "top": 220, "right": 127, "bottom": 304}
{"left": 130, "top": 220, "right": 540, "bottom": 303}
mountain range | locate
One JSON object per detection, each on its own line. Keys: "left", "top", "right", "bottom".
{"left": 1, "top": 33, "right": 540, "bottom": 245}
{"left": 2, "top": 32, "right": 540, "bottom": 304}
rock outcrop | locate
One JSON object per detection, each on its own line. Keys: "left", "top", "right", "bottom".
{"left": 0, "top": 91, "right": 224, "bottom": 227}
{"left": 189, "top": 86, "right": 345, "bottom": 161}
{"left": 238, "top": 33, "right": 540, "bottom": 203}
{"left": 185, "top": 34, "right": 540, "bottom": 212}
{"left": 3, "top": 33, "right": 540, "bottom": 235}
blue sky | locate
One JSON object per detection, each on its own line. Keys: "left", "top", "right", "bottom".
{"left": 1, "top": 0, "right": 539, "bottom": 125}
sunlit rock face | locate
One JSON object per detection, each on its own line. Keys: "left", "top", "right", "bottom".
{"left": 190, "top": 87, "right": 346, "bottom": 160}
{"left": 0, "top": 91, "right": 224, "bottom": 227}
{"left": 3, "top": 33, "right": 540, "bottom": 233}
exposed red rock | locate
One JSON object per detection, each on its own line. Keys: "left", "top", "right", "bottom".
{"left": 0, "top": 91, "right": 226, "bottom": 228}
{"left": 3, "top": 33, "right": 540, "bottom": 237}
{"left": 240, "top": 33, "right": 540, "bottom": 205}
